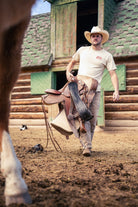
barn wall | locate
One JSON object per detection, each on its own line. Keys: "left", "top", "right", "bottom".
{"left": 10, "top": 59, "right": 138, "bottom": 129}
{"left": 10, "top": 0, "right": 138, "bottom": 129}
{"left": 104, "top": 59, "right": 138, "bottom": 128}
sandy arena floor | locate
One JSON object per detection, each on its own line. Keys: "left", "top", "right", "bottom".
{"left": 0, "top": 127, "right": 138, "bottom": 207}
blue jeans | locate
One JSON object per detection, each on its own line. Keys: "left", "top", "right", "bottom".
{"left": 79, "top": 92, "right": 101, "bottom": 149}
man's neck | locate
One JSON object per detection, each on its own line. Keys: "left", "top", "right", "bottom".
{"left": 91, "top": 44, "right": 102, "bottom": 51}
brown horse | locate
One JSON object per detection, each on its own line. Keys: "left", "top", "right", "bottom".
{"left": 0, "top": 0, "right": 35, "bottom": 205}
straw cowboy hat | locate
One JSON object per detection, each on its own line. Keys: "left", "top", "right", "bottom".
{"left": 84, "top": 26, "right": 109, "bottom": 44}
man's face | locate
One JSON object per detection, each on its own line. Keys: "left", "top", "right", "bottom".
{"left": 90, "top": 33, "right": 103, "bottom": 46}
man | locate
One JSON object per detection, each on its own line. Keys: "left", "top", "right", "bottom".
{"left": 66, "top": 26, "right": 119, "bottom": 156}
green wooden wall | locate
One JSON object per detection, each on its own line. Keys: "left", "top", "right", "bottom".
{"left": 31, "top": 71, "right": 56, "bottom": 95}
{"left": 101, "top": 64, "right": 126, "bottom": 91}
{"left": 51, "top": 1, "right": 77, "bottom": 59}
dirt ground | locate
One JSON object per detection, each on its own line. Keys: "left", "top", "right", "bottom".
{"left": 0, "top": 127, "right": 138, "bottom": 207}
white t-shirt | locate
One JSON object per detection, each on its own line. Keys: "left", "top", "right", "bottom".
{"left": 72, "top": 46, "right": 116, "bottom": 91}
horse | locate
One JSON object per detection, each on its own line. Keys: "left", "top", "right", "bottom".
{"left": 0, "top": 0, "right": 36, "bottom": 205}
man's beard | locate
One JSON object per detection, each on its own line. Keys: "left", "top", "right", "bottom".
{"left": 92, "top": 41, "right": 101, "bottom": 46}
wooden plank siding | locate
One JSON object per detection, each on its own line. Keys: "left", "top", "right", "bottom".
{"left": 54, "top": 2, "right": 77, "bottom": 58}
{"left": 10, "top": 71, "right": 48, "bottom": 126}
{"left": 10, "top": 62, "right": 138, "bottom": 128}
{"left": 104, "top": 63, "right": 138, "bottom": 128}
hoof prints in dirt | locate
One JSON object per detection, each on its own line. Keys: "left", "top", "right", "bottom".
{"left": 0, "top": 129, "right": 137, "bottom": 207}
{"left": 25, "top": 168, "right": 138, "bottom": 207}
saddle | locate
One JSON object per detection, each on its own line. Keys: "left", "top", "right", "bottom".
{"left": 42, "top": 76, "right": 98, "bottom": 138}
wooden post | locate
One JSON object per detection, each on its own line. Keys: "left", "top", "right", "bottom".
{"left": 51, "top": 4, "right": 56, "bottom": 60}
{"left": 98, "top": 0, "right": 104, "bottom": 29}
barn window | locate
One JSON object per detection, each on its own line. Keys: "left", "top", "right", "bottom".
{"left": 77, "top": 0, "right": 98, "bottom": 49}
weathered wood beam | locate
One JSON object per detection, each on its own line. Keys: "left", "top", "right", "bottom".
{"left": 105, "top": 86, "right": 138, "bottom": 95}
{"left": 105, "top": 120, "right": 138, "bottom": 127}
{"left": 18, "top": 73, "right": 31, "bottom": 80}
{"left": 51, "top": 4, "right": 56, "bottom": 59}
{"left": 105, "top": 111, "right": 138, "bottom": 120}
{"left": 11, "top": 98, "right": 42, "bottom": 105}
{"left": 126, "top": 69, "right": 138, "bottom": 78}
{"left": 105, "top": 103, "right": 138, "bottom": 111}
{"left": 14, "top": 79, "right": 30, "bottom": 87}
{"left": 10, "top": 112, "right": 45, "bottom": 119}
{"left": 9, "top": 119, "right": 46, "bottom": 126}
{"left": 98, "top": 0, "right": 104, "bottom": 29}
{"left": 11, "top": 93, "right": 39, "bottom": 99}
{"left": 12, "top": 86, "right": 31, "bottom": 93}
{"left": 105, "top": 95, "right": 138, "bottom": 103}
{"left": 126, "top": 78, "right": 138, "bottom": 85}
{"left": 10, "top": 105, "right": 48, "bottom": 113}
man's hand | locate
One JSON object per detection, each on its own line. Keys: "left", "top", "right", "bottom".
{"left": 109, "top": 70, "right": 119, "bottom": 102}
{"left": 113, "top": 91, "right": 119, "bottom": 102}
{"left": 66, "top": 59, "right": 77, "bottom": 82}
{"left": 66, "top": 71, "right": 75, "bottom": 82}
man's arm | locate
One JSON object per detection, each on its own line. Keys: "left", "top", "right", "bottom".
{"left": 66, "top": 59, "right": 77, "bottom": 82}
{"left": 109, "top": 70, "right": 119, "bottom": 101}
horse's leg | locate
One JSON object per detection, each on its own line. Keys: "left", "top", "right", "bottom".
{"left": 0, "top": 18, "right": 32, "bottom": 205}
{"left": 1, "top": 131, "right": 32, "bottom": 205}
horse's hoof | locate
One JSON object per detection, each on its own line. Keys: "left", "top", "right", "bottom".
{"left": 5, "top": 191, "right": 32, "bottom": 206}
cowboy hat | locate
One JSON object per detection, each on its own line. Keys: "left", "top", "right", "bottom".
{"left": 84, "top": 26, "right": 109, "bottom": 44}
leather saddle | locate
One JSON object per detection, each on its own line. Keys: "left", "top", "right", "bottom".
{"left": 42, "top": 77, "right": 98, "bottom": 138}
